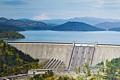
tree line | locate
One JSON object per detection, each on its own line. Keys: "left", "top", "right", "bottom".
{"left": 0, "top": 30, "right": 25, "bottom": 39}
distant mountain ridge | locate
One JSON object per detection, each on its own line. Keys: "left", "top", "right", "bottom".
{"left": 39, "top": 17, "right": 120, "bottom": 25}
{"left": 0, "top": 23, "right": 25, "bottom": 31}
{"left": 0, "top": 17, "right": 105, "bottom": 31}
{"left": 109, "top": 28, "right": 120, "bottom": 31}
{"left": 1, "top": 17, "right": 120, "bottom": 31}
{"left": 18, "top": 18, "right": 35, "bottom": 22}
{"left": 95, "top": 22, "right": 120, "bottom": 30}
{"left": 51, "top": 22, "right": 105, "bottom": 31}
{"left": 68, "top": 17, "right": 120, "bottom": 25}
{"left": 0, "top": 17, "right": 52, "bottom": 30}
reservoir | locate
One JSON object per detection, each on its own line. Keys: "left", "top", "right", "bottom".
{"left": 6, "top": 31, "right": 120, "bottom": 44}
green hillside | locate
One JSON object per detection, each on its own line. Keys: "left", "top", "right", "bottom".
{"left": 0, "top": 41, "right": 42, "bottom": 77}
{"left": 0, "top": 30, "right": 25, "bottom": 39}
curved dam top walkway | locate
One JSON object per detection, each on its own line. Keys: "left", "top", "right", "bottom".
{"left": 8, "top": 42, "right": 120, "bottom": 72}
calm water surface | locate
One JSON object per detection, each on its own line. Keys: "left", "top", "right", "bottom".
{"left": 6, "top": 31, "right": 120, "bottom": 44}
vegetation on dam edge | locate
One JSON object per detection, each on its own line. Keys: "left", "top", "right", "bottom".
{"left": 0, "top": 41, "right": 42, "bottom": 77}
{"left": 29, "top": 58, "right": 120, "bottom": 80}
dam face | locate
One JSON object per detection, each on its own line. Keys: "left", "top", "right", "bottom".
{"left": 67, "top": 44, "right": 95, "bottom": 71}
{"left": 8, "top": 42, "right": 73, "bottom": 69}
{"left": 8, "top": 42, "right": 120, "bottom": 71}
{"left": 92, "top": 44, "right": 120, "bottom": 66}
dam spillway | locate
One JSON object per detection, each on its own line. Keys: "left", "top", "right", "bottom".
{"left": 67, "top": 44, "right": 94, "bottom": 71}
{"left": 8, "top": 42, "right": 120, "bottom": 71}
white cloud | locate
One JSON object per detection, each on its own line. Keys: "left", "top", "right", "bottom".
{"left": 31, "top": 14, "right": 50, "bottom": 20}
{"left": 92, "top": 0, "right": 104, "bottom": 8}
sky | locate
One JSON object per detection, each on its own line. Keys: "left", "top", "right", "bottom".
{"left": 0, "top": 0, "right": 120, "bottom": 20}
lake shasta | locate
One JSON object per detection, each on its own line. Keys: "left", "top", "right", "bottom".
{"left": 6, "top": 31, "right": 120, "bottom": 44}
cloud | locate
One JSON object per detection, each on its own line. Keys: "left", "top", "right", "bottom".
{"left": 92, "top": 0, "right": 120, "bottom": 11}
{"left": 32, "top": 14, "right": 50, "bottom": 20}
{"left": 1, "top": 0, "right": 27, "bottom": 6}
{"left": 92, "top": 0, "right": 104, "bottom": 8}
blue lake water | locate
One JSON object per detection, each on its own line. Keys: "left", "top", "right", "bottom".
{"left": 6, "top": 31, "right": 120, "bottom": 44}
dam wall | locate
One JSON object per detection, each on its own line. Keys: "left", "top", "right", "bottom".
{"left": 8, "top": 42, "right": 120, "bottom": 69}
{"left": 92, "top": 44, "right": 120, "bottom": 66}
{"left": 8, "top": 42, "right": 74, "bottom": 69}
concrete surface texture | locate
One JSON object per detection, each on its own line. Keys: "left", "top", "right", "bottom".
{"left": 92, "top": 44, "right": 120, "bottom": 66}
{"left": 8, "top": 42, "right": 73, "bottom": 69}
{"left": 8, "top": 42, "right": 120, "bottom": 70}
{"left": 68, "top": 46, "right": 94, "bottom": 71}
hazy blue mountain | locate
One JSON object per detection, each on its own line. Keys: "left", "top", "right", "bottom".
{"left": 0, "top": 17, "right": 52, "bottom": 30}
{"left": 68, "top": 17, "right": 120, "bottom": 25}
{"left": 95, "top": 22, "right": 120, "bottom": 30}
{"left": 0, "top": 23, "right": 25, "bottom": 31}
{"left": 109, "top": 28, "right": 120, "bottom": 31}
{"left": 18, "top": 18, "right": 34, "bottom": 22}
{"left": 51, "top": 22, "right": 105, "bottom": 31}
{"left": 39, "top": 19, "right": 67, "bottom": 25}
{"left": 39, "top": 17, "right": 120, "bottom": 25}
{"left": 2, "top": 17, "right": 120, "bottom": 31}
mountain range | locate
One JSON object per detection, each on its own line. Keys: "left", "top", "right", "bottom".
{"left": 39, "top": 17, "right": 120, "bottom": 25}
{"left": 0, "top": 17, "right": 104, "bottom": 31}
{"left": 20, "top": 17, "right": 120, "bottom": 31}
{"left": 51, "top": 22, "right": 104, "bottom": 31}
{"left": 95, "top": 22, "right": 120, "bottom": 30}
{"left": 1, "top": 17, "right": 120, "bottom": 31}
{"left": 0, "top": 17, "right": 52, "bottom": 30}
{"left": 0, "top": 23, "right": 25, "bottom": 31}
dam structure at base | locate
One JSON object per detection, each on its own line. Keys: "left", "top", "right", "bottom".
{"left": 67, "top": 44, "right": 94, "bottom": 71}
{"left": 8, "top": 42, "right": 120, "bottom": 72}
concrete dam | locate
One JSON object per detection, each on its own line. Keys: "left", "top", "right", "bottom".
{"left": 8, "top": 42, "right": 120, "bottom": 71}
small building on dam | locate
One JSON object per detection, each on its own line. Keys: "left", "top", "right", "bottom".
{"left": 8, "top": 42, "right": 120, "bottom": 72}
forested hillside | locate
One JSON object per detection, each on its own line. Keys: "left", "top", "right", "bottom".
{"left": 0, "top": 30, "right": 25, "bottom": 39}
{"left": 51, "top": 22, "right": 105, "bottom": 31}
{"left": 0, "top": 17, "right": 52, "bottom": 30}
{"left": 0, "top": 41, "right": 42, "bottom": 77}
{"left": 0, "top": 23, "right": 25, "bottom": 31}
